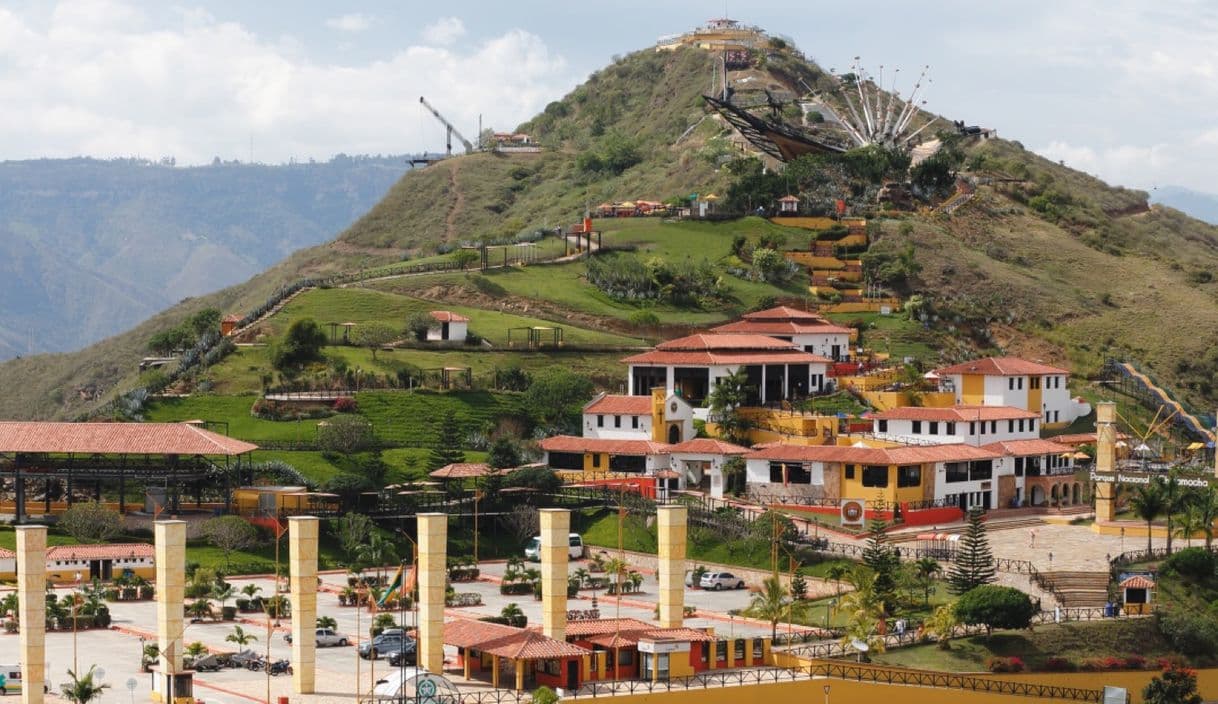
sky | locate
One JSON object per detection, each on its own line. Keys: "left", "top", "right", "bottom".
{"left": 1, "top": 0, "right": 1216, "bottom": 194}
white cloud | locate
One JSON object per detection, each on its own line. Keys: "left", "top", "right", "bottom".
{"left": 325, "top": 13, "right": 373, "bottom": 33}
{"left": 421, "top": 17, "right": 466, "bottom": 45}
{"left": 1036, "top": 140, "right": 1177, "bottom": 190}
{"left": 0, "top": 2, "right": 572, "bottom": 165}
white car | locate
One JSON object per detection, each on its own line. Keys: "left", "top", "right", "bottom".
{"left": 285, "top": 628, "right": 349, "bottom": 646}
{"left": 524, "top": 533, "right": 584, "bottom": 561}
{"left": 699, "top": 571, "right": 745, "bottom": 591}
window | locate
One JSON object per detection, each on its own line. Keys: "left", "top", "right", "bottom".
{"left": 929, "top": 422, "right": 939, "bottom": 435}
{"left": 990, "top": 421, "right": 998, "bottom": 433}
{"left": 945, "top": 463, "right": 969, "bottom": 483}
{"left": 1008, "top": 420, "right": 1014, "bottom": 433}
{"left": 912, "top": 420, "right": 923, "bottom": 433}
{"left": 1014, "top": 457, "right": 1025, "bottom": 476}
{"left": 1018, "top": 377, "right": 1024, "bottom": 390}
{"left": 1029, "top": 419, "right": 1035, "bottom": 432}
{"left": 734, "top": 640, "right": 746, "bottom": 660}
{"left": 969, "top": 461, "right": 993, "bottom": 481}
{"left": 1009, "top": 378, "right": 1015, "bottom": 391}
{"left": 591, "top": 453, "right": 602, "bottom": 469}
{"left": 614, "top": 415, "right": 621, "bottom": 428}
{"left": 969, "top": 422, "right": 976, "bottom": 435}
{"left": 548, "top": 452, "right": 583, "bottom": 470}
{"left": 845, "top": 465, "right": 856, "bottom": 480}
{"left": 597, "top": 415, "right": 604, "bottom": 427}
{"left": 632, "top": 415, "right": 640, "bottom": 429}
{"left": 1018, "top": 419, "right": 1025, "bottom": 432}
{"left": 862, "top": 465, "right": 889, "bottom": 488}
{"left": 768, "top": 462, "right": 812, "bottom": 484}
{"left": 897, "top": 466, "right": 921, "bottom": 487}
{"left": 716, "top": 641, "right": 727, "bottom": 661}
{"left": 878, "top": 420, "right": 889, "bottom": 433}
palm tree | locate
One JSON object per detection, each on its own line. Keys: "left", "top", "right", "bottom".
{"left": 240, "top": 582, "right": 262, "bottom": 603}
{"left": 500, "top": 603, "right": 524, "bottom": 625}
{"left": 185, "top": 641, "right": 208, "bottom": 659}
{"left": 603, "top": 557, "right": 629, "bottom": 597}
{"left": 573, "top": 567, "right": 591, "bottom": 588}
{"left": 826, "top": 563, "right": 849, "bottom": 598}
{"left": 835, "top": 570, "right": 887, "bottom": 638}
{"left": 744, "top": 576, "right": 809, "bottom": 640}
{"left": 913, "top": 557, "right": 942, "bottom": 605}
{"left": 356, "top": 532, "right": 400, "bottom": 585}
{"left": 1130, "top": 481, "right": 1167, "bottom": 555}
{"left": 924, "top": 604, "right": 959, "bottom": 650}
{"left": 1163, "top": 474, "right": 1188, "bottom": 555}
{"left": 226, "top": 625, "right": 257, "bottom": 647}
{"left": 1, "top": 593, "right": 18, "bottom": 623}
{"left": 60, "top": 666, "right": 109, "bottom": 704}
{"left": 1191, "top": 484, "right": 1218, "bottom": 550}
{"left": 186, "top": 598, "right": 214, "bottom": 621}
{"left": 1176, "top": 507, "right": 1205, "bottom": 548}
{"left": 212, "top": 584, "right": 235, "bottom": 611}
{"left": 317, "top": 615, "right": 338, "bottom": 630}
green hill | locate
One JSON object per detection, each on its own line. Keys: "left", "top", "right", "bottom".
{"left": 4, "top": 38, "right": 1218, "bottom": 426}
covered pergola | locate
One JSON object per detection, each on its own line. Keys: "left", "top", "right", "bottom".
{"left": 445, "top": 618, "right": 589, "bottom": 691}
{"left": 0, "top": 422, "right": 257, "bottom": 522}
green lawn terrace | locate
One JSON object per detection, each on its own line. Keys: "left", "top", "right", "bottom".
{"left": 366, "top": 216, "right": 815, "bottom": 329}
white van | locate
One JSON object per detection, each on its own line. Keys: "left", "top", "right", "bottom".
{"left": 0, "top": 664, "right": 49, "bottom": 695}
{"left": 524, "top": 533, "right": 584, "bottom": 561}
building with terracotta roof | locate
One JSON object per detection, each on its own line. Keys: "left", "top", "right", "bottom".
{"left": 622, "top": 333, "right": 831, "bottom": 410}
{"left": 0, "top": 543, "right": 156, "bottom": 581}
{"left": 445, "top": 618, "right": 590, "bottom": 691}
{"left": 581, "top": 392, "right": 695, "bottom": 444}
{"left": 554, "top": 618, "right": 718, "bottom": 681}
{"left": 870, "top": 405, "right": 1042, "bottom": 446}
{"left": 426, "top": 311, "right": 470, "bottom": 341}
{"left": 667, "top": 438, "right": 750, "bottom": 498}
{"left": 539, "top": 436, "right": 671, "bottom": 474}
{"left": 710, "top": 306, "right": 854, "bottom": 361}
{"left": 933, "top": 356, "right": 1091, "bottom": 427}
{"left": 983, "top": 438, "right": 1082, "bottom": 508}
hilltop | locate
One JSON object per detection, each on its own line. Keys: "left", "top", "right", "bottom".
{"left": 0, "top": 155, "right": 410, "bottom": 359}
{"left": 3, "top": 35, "right": 1218, "bottom": 422}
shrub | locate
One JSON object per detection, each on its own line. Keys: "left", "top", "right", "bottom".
{"left": 1043, "top": 656, "right": 1075, "bottom": 672}
{"left": 1157, "top": 608, "right": 1218, "bottom": 656}
{"left": 954, "top": 585, "right": 1036, "bottom": 636}
{"left": 1163, "top": 547, "right": 1216, "bottom": 580}
{"left": 985, "top": 656, "right": 1024, "bottom": 673}
{"left": 333, "top": 397, "right": 358, "bottom": 413}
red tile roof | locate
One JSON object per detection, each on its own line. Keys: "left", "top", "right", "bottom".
{"left": 0, "top": 423, "right": 258, "bottom": 456}
{"left": 445, "top": 619, "right": 589, "bottom": 660}
{"left": 562, "top": 618, "right": 653, "bottom": 637}
{"left": 742, "top": 306, "right": 824, "bottom": 322}
{"left": 982, "top": 439, "right": 1076, "bottom": 457}
{"left": 936, "top": 357, "right": 1070, "bottom": 376}
{"left": 745, "top": 443, "right": 1001, "bottom": 465}
{"left": 1119, "top": 575, "right": 1155, "bottom": 590}
{"left": 540, "top": 435, "right": 670, "bottom": 456}
{"left": 655, "top": 333, "right": 797, "bottom": 351}
{"left": 47, "top": 543, "right": 154, "bottom": 561}
{"left": 711, "top": 320, "right": 854, "bottom": 336}
{"left": 667, "top": 438, "right": 750, "bottom": 455}
{"left": 1050, "top": 432, "right": 1125, "bottom": 445}
{"left": 622, "top": 350, "right": 831, "bottom": 366}
{"left": 429, "top": 463, "right": 494, "bottom": 479}
{"left": 429, "top": 310, "right": 470, "bottom": 323}
{"left": 585, "top": 395, "right": 653, "bottom": 415}
{"left": 873, "top": 405, "right": 1040, "bottom": 422}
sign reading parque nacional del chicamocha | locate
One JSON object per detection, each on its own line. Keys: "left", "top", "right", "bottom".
{"left": 1090, "top": 471, "right": 1209, "bottom": 488}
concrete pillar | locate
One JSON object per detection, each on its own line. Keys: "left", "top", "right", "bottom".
{"left": 656, "top": 505, "right": 687, "bottom": 628}
{"left": 16, "top": 526, "right": 45, "bottom": 704}
{"left": 514, "top": 659, "right": 525, "bottom": 692}
{"left": 539, "top": 509, "right": 570, "bottom": 641}
{"left": 1094, "top": 401, "right": 1117, "bottom": 523}
{"left": 288, "top": 516, "right": 319, "bottom": 694}
{"left": 154, "top": 521, "right": 186, "bottom": 673}
{"left": 418, "top": 513, "right": 447, "bottom": 675}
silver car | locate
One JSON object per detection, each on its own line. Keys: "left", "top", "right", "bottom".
{"left": 285, "top": 628, "right": 349, "bottom": 646}
{"left": 699, "top": 571, "right": 745, "bottom": 591}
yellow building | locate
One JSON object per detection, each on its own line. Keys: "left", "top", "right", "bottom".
{"left": 934, "top": 357, "right": 1089, "bottom": 428}
{"left": 232, "top": 485, "right": 337, "bottom": 517}
{"left": 0, "top": 543, "right": 156, "bottom": 582}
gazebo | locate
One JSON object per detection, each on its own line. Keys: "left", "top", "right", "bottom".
{"left": 1120, "top": 574, "right": 1155, "bottom": 615}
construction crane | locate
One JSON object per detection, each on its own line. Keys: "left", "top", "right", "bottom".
{"left": 419, "top": 96, "right": 475, "bottom": 155}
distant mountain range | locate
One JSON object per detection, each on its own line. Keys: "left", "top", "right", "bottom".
{"left": 0, "top": 155, "right": 411, "bottom": 358}
{"left": 1152, "top": 186, "right": 1218, "bottom": 225}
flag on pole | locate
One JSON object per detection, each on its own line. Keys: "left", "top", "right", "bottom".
{"left": 378, "top": 565, "right": 404, "bottom": 607}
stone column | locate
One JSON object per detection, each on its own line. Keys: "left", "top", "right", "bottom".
{"left": 289, "top": 516, "right": 319, "bottom": 694}
{"left": 656, "top": 505, "right": 687, "bottom": 628}
{"left": 1093, "top": 401, "right": 1117, "bottom": 523}
{"left": 539, "top": 509, "right": 570, "bottom": 641}
{"left": 418, "top": 513, "right": 447, "bottom": 674}
{"left": 154, "top": 521, "right": 186, "bottom": 673}
{"left": 16, "top": 526, "right": 45, "bottom": 704}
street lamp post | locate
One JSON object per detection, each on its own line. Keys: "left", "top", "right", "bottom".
{"left": 73, "top": 571, "right": 82, "bottom": 674}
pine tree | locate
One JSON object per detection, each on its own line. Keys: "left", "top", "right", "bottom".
{"left": 427, "top": 410, "right": 465, "bottom": 470}
{"left": 861, "top": 520, "right": 899, "bottom": 607}
{"left": 947, "top": 508, "right": 996, "bottom": 595}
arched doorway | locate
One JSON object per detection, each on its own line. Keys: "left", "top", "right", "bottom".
{"left": 1050, "top": 485, "right": 1060, "bottom": 505}
{"left": 667, "top": 424, "right": 681, "bottom": 444}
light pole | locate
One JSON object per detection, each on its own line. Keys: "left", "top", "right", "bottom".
{"left": 73, "top": 571, "right": 82, "bottom": 674}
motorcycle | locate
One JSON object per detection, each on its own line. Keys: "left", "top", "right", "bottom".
{"left": 268, "top": 659, "right": 293, "bottom": 677}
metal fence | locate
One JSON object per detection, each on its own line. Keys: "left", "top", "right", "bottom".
{"left": 797, "top": 661, "right": 1110, "bottom": 702}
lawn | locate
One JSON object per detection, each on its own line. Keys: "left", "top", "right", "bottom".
{"left": 264, "top": 286, "right": 644, "bottom": 347}
{"left": 826, "top": 311, "right": 936, "bottom": 362}
{"left": 146, "top": 395, "right": 322, "bottom": 443}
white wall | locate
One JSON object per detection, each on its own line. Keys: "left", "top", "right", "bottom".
{"left": 871, "top": 417, "right": 1039, "bottom": 446}
{"left": 583, "top": 413, "right": 651, "bottom": 440}
{"left": 792, "top": 333, "right": 851, "bottom": 360}
{"left": 743, "top": 458, "right": 826, "bottom": 489}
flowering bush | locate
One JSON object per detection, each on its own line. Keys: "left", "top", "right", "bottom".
{"left": 333, "top": 397, "right": 357, "bottom": 413}
{"left": 985, "top": 656, "right": 1025, "bottom": 673}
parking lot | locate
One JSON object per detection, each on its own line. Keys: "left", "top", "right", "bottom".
{"left": 8, "top": 557, "right": 779, "bottom": 704}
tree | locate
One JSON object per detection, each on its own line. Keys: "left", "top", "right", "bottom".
{"left": 333, "top": 513, "right": 375, "bottom": 559}
{"left": 1131, "top": 480, "right": 1167, "bottom": 555}
{"left": 826, "top": 563, "right": 849, "bottom": 598}
{"left": 212, "top": 584, "right": 235, "bottom": 612}
{"left": 1163, "top": 474, "right": 1188, "bottom": 555}
{"left": 317, "top": 615, "right": 338, "bottom": 630}
{"left": 744, "top": 576, "right": 809, "bottom": 640}
{"left": 1175, "top": 506, "right": 1204, "bottom": 548}
{"left": 953, "top": 585, "right": 1035, "bottom": 638}
{"left": 947, "top": 508, "right": 996, "bottom": 595}
{"left": 60, "top": 666, "right": 109, "bottom": 704}
{"left": 453, "top": 249, "right": 481, "bottom": 270}
{"left": 356, "top": 532, "right": 399, "bottom": 584}
{"left": 1189, "top": 484, "right": 1218, "bottom": 550}
{"left": 924, "top": 603, "right": 959, "bottom": 650}
{"left": 502, "top": 504, "right": 540, "bottom": 545}
{"left": 914, "top": 557, "right": 942, "bottom": 605}
{"left": 707, "top": 367, "right": 753, "bottom": 444}
{"left": 488, "top": 437, "right": 522, "bottom": 470}
{"left": 524, "top": 368, "right": 595, "bottom": 432}
{"left": 351, "top": 322, "right": 398, "bottom": 360}
{"left": 323, "top": 474, "right": 375, "bottom": 511}
{"left": 721, "top": 456, "right": 747, "bottom": 496}
{"left": 226, "top": 624, "right": 257, "bottom": 647}
{"left": 835, "top": 571, "right": 887, "bottom": 659}
{"left": 200, "top": 516, "right": 258, "bottom": 571}
{"left": 59, "top": 502, "right": 123, "bottom": 543}
{"left": 186, "top": 598, "right": 214, "bottom": 621}
{"left": 428, "top": 410, "right": 466, "bottom": 470}
{"left": 861, "top": 522, "right": 899, "bottom": 608}
{"left": 317, "top": 415, "right": 374, "bottom": 455}
{"left": 270, "top": 318, "right": 327, "bottom": 370}
{"left": 1143, "top": 665, "right": 1203, "bottom": 704}
{"left": 406, "top": 312, "right": 433, "bottom": 341}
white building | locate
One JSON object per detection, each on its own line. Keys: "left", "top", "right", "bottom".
{"left": 538, "top": 436, "right": 671, "bottom": 474}
{"left": 667, "top": 438, "right": 750, "bottom": 498}
{"left": 933, "top": 357, "right": 1091, "bottom": 427}
{"left": 870, "top": 405, "right": 1042, "bottom": 446}
{"left": 710, "top": 306, "right": 853, "bottom": 361}
{"left": 582, "top": 393, "right": 696, "bottom": 444}
{"left": 622, "top": 333, "right": 832, "bottom": 416}
{"left": 426, "top": 311, "right": 469, "bottom": 342}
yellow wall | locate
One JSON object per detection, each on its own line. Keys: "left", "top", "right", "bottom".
{"left": 960, "top": 374, "right": 984, "bottom": 404}
{"left": 1028, "top": 382, "right": 1042, "bottom": 417}
{"left": 784, "top": 253, "right": 847, "bottom": 269}
{"left": 821, "top": 299, "right": 902, "bottom": 314}
{"left": 770, "top": 216, "right": 837, "bottom": 230}
{"left": 839, "top": 463, "right": 925, "bottom": 504}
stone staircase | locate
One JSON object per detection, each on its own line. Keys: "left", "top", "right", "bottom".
{"left": 1038, "top": 571, "right": 1111, "bottom": 607}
